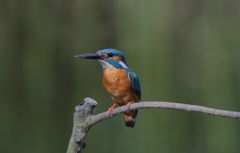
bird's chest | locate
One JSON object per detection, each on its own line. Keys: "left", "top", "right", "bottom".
{"left": 102, "top": 68, "right": 131, "bottom": 97}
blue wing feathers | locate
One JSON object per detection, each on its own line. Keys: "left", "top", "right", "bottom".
{"left": 126, "top": 69, "right": 141, "bottom": 100}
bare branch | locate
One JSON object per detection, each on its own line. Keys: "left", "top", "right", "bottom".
{"left": 89, "top": 101, "right": 240, "bottom": 126}
{"left": 67, "top": 97, "right": 240, "bottom": 153}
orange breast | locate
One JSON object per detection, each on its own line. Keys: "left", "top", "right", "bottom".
{"left": 102, "top": 68, "right": 139, "bottom": 106}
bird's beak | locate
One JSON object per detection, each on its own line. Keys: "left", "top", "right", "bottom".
{"left": 75, "top": 53, "right": 103, "bottom": 60}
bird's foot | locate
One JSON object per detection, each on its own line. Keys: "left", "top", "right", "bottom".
{"left": 107, "top": 104, "right": 117, "bottom": 116}
{"left": 126, "top": 101, "right": 134, "bottom": 110}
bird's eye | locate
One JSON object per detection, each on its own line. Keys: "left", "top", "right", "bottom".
{"left": 107, "top": 53, "right": 114, "bottom": 57}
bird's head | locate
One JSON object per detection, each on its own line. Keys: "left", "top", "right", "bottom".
{"left": 75, "top": 49, "right": 128, "bottom": 69}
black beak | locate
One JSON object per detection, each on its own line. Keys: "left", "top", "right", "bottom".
{"left": 74, "top": 53, "right": 103, "bottom": 60}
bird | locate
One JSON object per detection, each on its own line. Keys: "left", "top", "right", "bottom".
{"left": 75, "top": 49, "right": 141, "bottom": 128}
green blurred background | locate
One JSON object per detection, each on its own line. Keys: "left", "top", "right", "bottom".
{"left": 1, "top": 0, "right": 240, "bottom": 153}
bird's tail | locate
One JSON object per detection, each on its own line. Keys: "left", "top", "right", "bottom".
{"left": 123, "top": 109, "right": 138, "bottom": 128}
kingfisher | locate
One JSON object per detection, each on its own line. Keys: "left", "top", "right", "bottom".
{"left": 75, "top": 49, "right": 141, "bottom": 128}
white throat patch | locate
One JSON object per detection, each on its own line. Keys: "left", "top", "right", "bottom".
{"left": 98, "top": 60, "right": 129, "bottom": 69}
{"left": 98, "top": 60, "right": 114, "bottom": 69}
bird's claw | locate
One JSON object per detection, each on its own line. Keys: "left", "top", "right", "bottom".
{"left": 107, "top": 104, "right": 117, "bottom": 116}
{"left": 126, "top": 101, "right": 134, "bottom": 110}
{"left": 107, "top": 108, "right": 113, "bottom": 116}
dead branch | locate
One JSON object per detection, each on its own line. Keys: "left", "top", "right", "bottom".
{"left": 66, "top": 97, "right": 240, "bottom": 153}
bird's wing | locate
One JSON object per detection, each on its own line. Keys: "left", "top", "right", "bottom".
{"left": 127, "top": 69, "right": 141, "bottom": 100}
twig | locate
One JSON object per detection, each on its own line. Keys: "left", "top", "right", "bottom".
{"left": 66, "top": 97, "right": 240, "bottom": 153}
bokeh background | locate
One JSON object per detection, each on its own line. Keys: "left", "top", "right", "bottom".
{"left": 1, "top": 0, "right": 240, "bottom": 153}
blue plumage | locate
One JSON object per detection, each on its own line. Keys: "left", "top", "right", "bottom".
{"left": 104, "top": 59, "right": 123, "bottom": 69}
{"left": 126, "top": 68, "right": 141, "bottom": 100}
{"left": 97, "top": 49, "right": 128, "bottom": 66}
